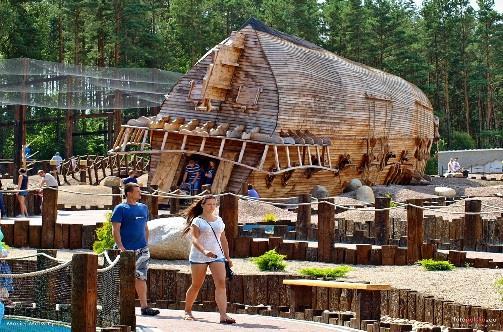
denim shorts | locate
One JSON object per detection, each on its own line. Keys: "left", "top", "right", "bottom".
{"left": 190, "top": 258, "right": 225, "bottom": 265}
{"left": 18, "top": 191, "right": 28, "bottom": 197}
{"left": 134, "top": 246, "right": 150, "bottom": 280}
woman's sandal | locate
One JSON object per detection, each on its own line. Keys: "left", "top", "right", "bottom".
{"left": 220, "top": 317, "right": 236, "bottom": 324}
{"left": 183, "top": 312, "right": 196, "bottom": 321}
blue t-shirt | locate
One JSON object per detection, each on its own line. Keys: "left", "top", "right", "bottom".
{"left": 111, "top": 202, "right": 149, "bottom": 250}
{"left": 248, "top": 189, "right": 260, "bottom": 198}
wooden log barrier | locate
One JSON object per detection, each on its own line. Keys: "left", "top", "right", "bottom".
{"left": 71, "top": 253, "right": 98, "bottom": 332}
{"left": 464, "top": 199, "right": 482, "bottom": 251}
{"left": 119, "top": 251, "right": 136, "bottom": 330}
{"left": 150, "top": 185, "right": 159, "bottom": 219}
{"left": 112, "top": 186, "right": 122, "bottom": 210}
{"left": 381, "top": 245, "right": 397, "bottom": 265}
{"left": 296, "top": 194, "right": 311, "bottom": 240}
{"left": 356, "top": 244, "right": 372, "bottom": 265}
{"left": 69, "top": 224, "right": 83, "bottom": 249}
{"left": 318, "top": 199, "right": 335, "bottom": 262}
{"left": 29, "top": 224, "right": 42, "bottom": 248}
{"left": 79, "top": 159, "right": 88, "bottom": 184}
{"left": 41, "top": 187, "right": 58, "bottom": 248}
{"left": 169, "top": 186, "right": 180, "bottom": 215}
{"left": 13, "top": 219, "right": 29, "bottom": 247}
{"left": 219, "top": 193, "right": 239, "bottom": 257}
{"left": 407, "top": 199, "right": 424, "bottom": 264}
{"left": 375, "top": 196, "right": 391, "bottom": 245}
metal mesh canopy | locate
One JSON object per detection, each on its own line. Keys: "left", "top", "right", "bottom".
{"left": 0, "top": 58, "right": 182, "bottom": 110}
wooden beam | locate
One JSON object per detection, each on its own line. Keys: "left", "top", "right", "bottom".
{"left": 282, "top": 279, "right": 391, "bottom": 290}
{"left": 199, "top": 137, "right": 206, "bottom": 152}
{"left": 181, "top": 135, "right": 188, "bottom": 150}
{"left": 218, "top": 138, "right": 226, "bottom": 158}
{"left": 316, "top": 146, "right": 321, "bottom": 164}
{"left": 326, "top": 146, "right": 332, "bottom": 168}
{"left": 273, "top": 145, "right": 280, "bottom": 170}
{"left": 285, "top": 146, "right": 291, "bottom": 168}
{"left": 297, "top": 146, "right": 303, "bottom": 166}
{"left": 161, "top": 132, "right": 168, "bottom": 150}
{"left": 258, "top": 145, "right": 269, "bottom": 170}
{"left": 237, "top": 141, "right": 247, "bottom": 163}
{"left": 307, "top": 146, "right": 312, "bottom": 165}
{"left": 121, "top": 128, "right": 131, "bottom": 152}
{"left": 72, "top": 253, "right": 98, "bottom": 332}
{"left": 140, "top": 129, "right": 149, "bottom": 150}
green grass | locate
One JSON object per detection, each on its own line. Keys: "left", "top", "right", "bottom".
{"left": 299, "top": 266, "right": 352, "bottom": 279}
{"left": 92, "top": 212, "right": 115, "bottom": 254}
{"left": 417, "top": 259, "right": 455, "bottom": 271}
{"left": 262, "top": 213, "right": 278, "bottom": 223}
{"left": 252, "top": 249, "right": 287, "bottom": 271}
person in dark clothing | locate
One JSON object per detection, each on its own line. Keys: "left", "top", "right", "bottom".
{"left": 182, "top": 160, "right": 201, "bottom": 195}
{"left": 0, "top": 176, "right": 6, "bottom": 218}
{"left": 247, "top": 184, "right": 260, "bottom": 199}
{"left": 123, "top": 170, "right": 138, "bottom": 185}
{"left": 16, "top": 168, "right": 29, "bottom": 217}
{"left": 204, "top": 161, "right": 217, "bottom": 186}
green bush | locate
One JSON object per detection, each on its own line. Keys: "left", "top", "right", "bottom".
{"left": 417, "top": 259, "right": 455, "bottom": 271}
{"left": 262, "top": 213, "right": 278, "bottom": 223}
{"left": 496, "top": 278, "right": 503, "bottom": 301}
{"left": 384, "top": 193, "right": 398, "bottom": 208}
{"left": 450, "top": 131, "right": 476, "bottom": 150}
{"left": 299, "top": 266, "right": 352, "bottom": 279}
{"left": 92, "top": 212, "right": 115, "bottom": 254}
{"left": 252, "top": 249, "right": 287, "bottom": 271}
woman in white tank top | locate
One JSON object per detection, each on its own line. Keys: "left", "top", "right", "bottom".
{"left": 182, "top": 195, "right": 235, "bottom": 324}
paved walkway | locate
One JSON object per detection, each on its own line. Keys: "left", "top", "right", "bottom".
{"left": 136, "top": 309, "right": 359, "bottom": 332}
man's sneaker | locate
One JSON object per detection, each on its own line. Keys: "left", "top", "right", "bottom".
{"left": 141, "top": 307, "right": 160, "bottom": 316}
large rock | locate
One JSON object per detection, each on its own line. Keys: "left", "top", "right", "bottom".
{"left": 102, "top": 176, "right": 122, "bottom": 188}
{"left": 434, "top": 186, "right": 456, "bottom": 198}
{"left": 311, "top": 185, "right": 329, "bottom": 199}
{"left": 148, "top": 217, "right": 191, "bottom": 260}
{"left": 355, "top": 185, "right": 375, "bottom": 204}
{"left": 345, "top": 178, "right": 363, "bottom": 192}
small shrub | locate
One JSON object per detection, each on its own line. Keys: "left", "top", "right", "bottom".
{"left": 252, "top": 249, "right": 287, "bottom": 271}
{"left": 384, "top": 193, "right": 398, "bottom": 208}
{"left": 417, "top": 259, "right": 455, "bottom": 271}
{"left": 262, "top": 213, "right": 278, "bottom": 223}
{"left": 496, "top": 278, "right": 503, "bottom": 301}
{"left": 93, "top": 213, "right": 115, "bottom": 254}
{"left": 299, "top": 266, "right": 352, "bottom": 279}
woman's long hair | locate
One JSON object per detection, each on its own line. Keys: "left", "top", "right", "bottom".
{"left": 182, "top": 195, "right": 216, "bottom": 236}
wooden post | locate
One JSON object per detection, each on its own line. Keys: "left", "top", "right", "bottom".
{"left": 150, "top": 185, "right": 159, "bottom": 219}
{"left": 406, "top": 199, "right": 423, "bottom": 264}
{"left": 219, "top": 193, "right": 238, "bottom": 257}
{"left": 41, "top": 187, "right": 58, "bottom": 248}
{"left": 463, "top": 199, "right": 482, "bottom": 251}
{"left": 289, "top": 285, "right": 313, "bottom": 312}
{"left": 119, "top": 251, "right": 136, "bottom": 330}
{"left": 112, "top": 186, "right": 122, "bottom": 209}
{"left": 169, "top": 186, "right": 180, "bottom": 215}
{"left": 318, "top": 199, "right": 335, "bottom": 262}
{"left": 71, "top": 253, "right": 98, "bottom": 332}
{"left": 13, "top": 219, "right": 29, "bottom": 247}
{"left": 79, "top": 159, "right": 88, "bottom": 184}
{"left": 375, "top": 196, "right": 391, "bottom": 245}
{"left": 296, "top": 194, "right": 311, "bottom": 240}
{"left": 355, "top": 290, "right": 382, "bottom": 329}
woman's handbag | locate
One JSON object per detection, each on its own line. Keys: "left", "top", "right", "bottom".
{"left": 203, "top": 218, "right": 235, "bottom": 281}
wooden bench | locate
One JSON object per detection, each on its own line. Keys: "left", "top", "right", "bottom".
{"left": 283, "top": 279, "right": 392, "bottom": 329}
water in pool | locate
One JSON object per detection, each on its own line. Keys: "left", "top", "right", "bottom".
{"left": 0, "top": 317, "right": 71, "bottom": 332}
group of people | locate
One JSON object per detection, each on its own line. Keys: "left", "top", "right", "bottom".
{"left": 0, "top": 168, "right": 58, "bottom": 219}
{"left": 446, "top": 157, "right": 469, "bottom": 178}
{"left": 181, "top": 159, "right": 217, "bottom": 195}
{"left": 111, "top": 184, "right": 236, "bottom": 323}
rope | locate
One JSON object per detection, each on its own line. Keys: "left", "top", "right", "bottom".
{"left": 97, "top": 254, "right": 120, "bottom": 273}
{"left": 0, "top": 260, "right": 71, "bottom": 278}
{"left": 0, "top": 253, "right": 66, "bottom": 263}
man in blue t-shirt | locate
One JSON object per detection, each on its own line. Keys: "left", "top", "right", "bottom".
{"left": 111, "top": 183, "right": 159, "bottom": 316}
{"left": 247, "top": 184, "right": 260, "bottom": 199}
{"left": 182, "top": 159, "right": 201, "bottom": 195}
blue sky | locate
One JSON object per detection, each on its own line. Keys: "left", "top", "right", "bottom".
{"left": 413, "top": 0, "right": 503, "bottom": 13}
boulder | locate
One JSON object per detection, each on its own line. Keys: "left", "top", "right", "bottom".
{"left": 311, "top": 185, "right": 329, "bottom": 199}
{"left": 148, "top": 217, "right": 191, "bottom": 260}
{"left": 355, "top": 185, "right": 375, "bottom": 204}
{"left": 102, "top": 176, "right": 122, "bottom": 188}
{"left": 434, "top": 186, "right": 456, "bottom": 198}
{"left": 345, "top": 178, "right": 363, "bottom": 192}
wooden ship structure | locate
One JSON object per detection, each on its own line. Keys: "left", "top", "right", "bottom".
{"left": 110, "top": 18, "right": 438, "bottom": 197}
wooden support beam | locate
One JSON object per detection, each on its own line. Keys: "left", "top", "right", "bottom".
{"left": 121, "top": 128, "right": 131, "bottom": 152}
{"left": 307, "top": 146, "right": 313, "bottom": 165}
{"left": 72, "top": 253, "right": 98, "bottom": 332}
{"left": 119, "top": 251, "right": 136, "bottom": 330}
{"left": 258, "top": 145, "right": 269, "bottom": 170}
{"left": 285, "top": 146, "right": 291, "bottom": 168}
{"left": 161, "top": 132, "right": 168, "bottom": 150}
{"left": 326, "top": 147, "right": 332, "bottom": 168}
{"left": 318, "top": 199, "right": 335, "bottom": 262}
{"left": 41, "top": 187, "right": 58, "bottom": 248}
{"left": 219, "top": 193, "right": 239, "bottom": 257}
{"left": 199, "top": 137, "right": 206, "bottom": 152}
{"left": 181, "top": 135, "right": 188, "bottom": 151}
{"left": 296, "top": 194, "right": 311, "bottom": 240}
{"left": 218, "top": 138, "right": 226, "bottom": 158}
{"left": 238, "top": 141, "right": 247, "bottom": 163}
{"left": 140, "top": 129, "right": 149, "bottom": 150}
{"left": 316, "top": 146, "right": 321, "bottom": 164}
{"left": 273, "top": 145, "right": 280, "bottom": 170}
{"left": 375, "top": 196, "right": 391, "bottom": 245}
{"left": 464, "top": 199, "right": 482, "bottom": 251}
{"left": 407, "top": 199, "right": 424, "bottom": 264}
{"left": 297, "top": 146, "right": 303, "bottom": 166}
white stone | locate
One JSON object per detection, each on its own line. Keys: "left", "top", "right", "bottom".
{"left": 434, "top": 186, "right": 457, "bottom": 198}
{"left": 102, "top": 176, "right": 122, "bottom": 188}
{"left": 148, "top": 217, "right": 191, "bottom": 260}
{"left": 311, "top": 185, "right": 329, "bottom": 199}
{"left": 355, "top": 185, "right": 375, "bottom": 204}
{"left": 345, "top": 178, "right": 363, "bottom": 192}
